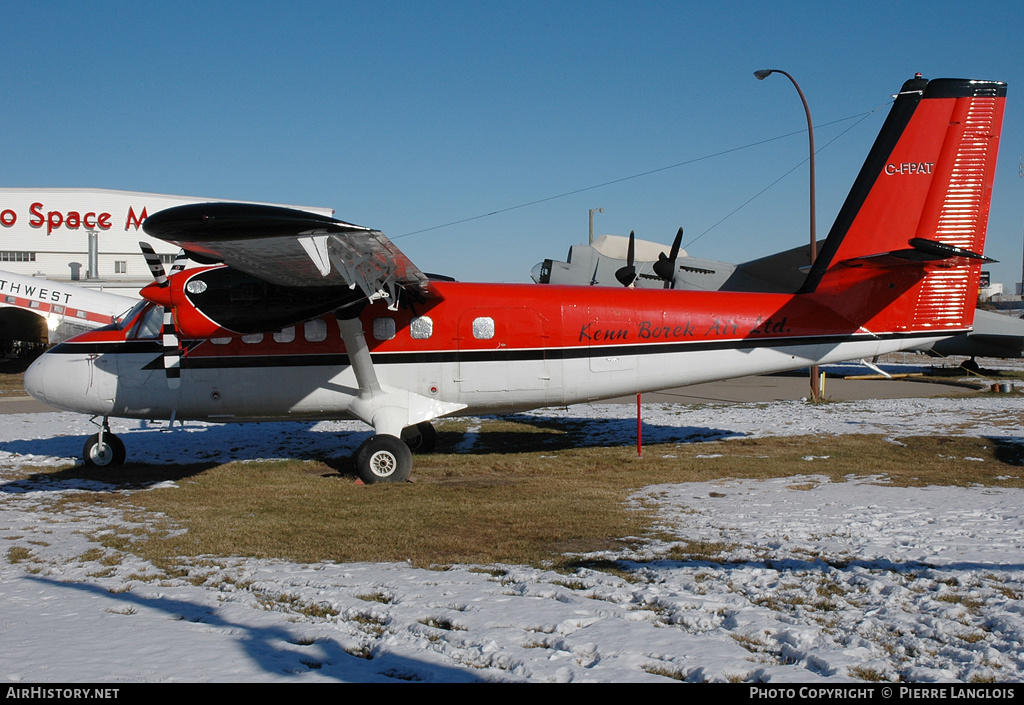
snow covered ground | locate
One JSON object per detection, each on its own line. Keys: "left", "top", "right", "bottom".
{"left": 2, "top": 391, "right": 1024, "bottom": 683}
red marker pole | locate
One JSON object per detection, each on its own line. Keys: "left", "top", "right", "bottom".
{"left": 637, "top": 393, "right": 642, "bottom": 457}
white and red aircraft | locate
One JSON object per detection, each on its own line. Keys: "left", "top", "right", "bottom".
{"left": 24, "top": 76, "right": 1006, "bottom": 482}
{"left": 0, "top": 269, "right": 137, "bottom": 346}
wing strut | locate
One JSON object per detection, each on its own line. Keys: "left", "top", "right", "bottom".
{"left": 337, "top": 314, "right": 384, "bottom": 406}
{"left": 336, "top": 314, "right": 467, "bottom": 439}
{"left": 336, "top": 313, "right": 467, "bottom": 484}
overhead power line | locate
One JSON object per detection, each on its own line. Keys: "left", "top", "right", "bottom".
{"left": 683, "top": 103, "right": 887, "bottom": 250}
{"left": 395, "top": 103, "right": 892, "bottom": 241}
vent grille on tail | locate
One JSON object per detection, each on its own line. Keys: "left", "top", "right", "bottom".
{"left": 909, "top": 96, "right": 999, "bottom": 330}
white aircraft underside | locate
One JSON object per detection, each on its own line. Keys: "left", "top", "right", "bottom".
{"left": 28, "top": 332, "right": 943, "bottom": 423}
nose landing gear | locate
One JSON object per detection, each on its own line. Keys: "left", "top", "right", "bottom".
{"left": 83, "top": 418, "right": 126, "bottom": 468}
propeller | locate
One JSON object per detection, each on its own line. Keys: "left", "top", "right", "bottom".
{"left": 614, "top": 231, "right": 638, "bottom": 287}
{"left": 653, "top": 227, "right": 683, "bottom": 288}
{"left": 139, "top": 243, "right": 181, "bottom": 390}
{"left": 169, "top": 249, "right": 190, "bottom": 274}
{"left": 140, "top": 241, "right": 168, "bottom": 286}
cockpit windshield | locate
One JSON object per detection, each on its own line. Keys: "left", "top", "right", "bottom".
{"left": 127, "top": 303, "right": 165, "bottom": 339}
{"left": 115, "top": 300, "right": 150, "bottom": 331}
{"left": 90, "top": 299, "right": 152, "bottom": 334}
{"left": 113, "top": 302, "right": 141, "bottom": 326}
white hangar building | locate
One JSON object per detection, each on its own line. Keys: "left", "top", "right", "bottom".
{"left": 0, "top": 188, "right": 334, "bottom": 346}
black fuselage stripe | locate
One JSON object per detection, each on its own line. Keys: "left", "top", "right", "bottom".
{"left": 47, "top": 331, "right": 957, "bottom": 370}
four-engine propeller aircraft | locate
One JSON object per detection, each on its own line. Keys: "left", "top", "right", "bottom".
{"left": 24, "top": 76, "right": 1006, "bottom": 483}
{"left": 532, "top": 203, "right": 1024, "bottom": 364}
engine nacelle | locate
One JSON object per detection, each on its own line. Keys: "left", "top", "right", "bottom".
{"left": 141, "top": 265, "right": 365, "bottom": 338}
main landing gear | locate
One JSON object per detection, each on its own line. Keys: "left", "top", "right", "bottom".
{"left": 355, "top": 435, "right": 412, "bottom": 484}
{"left": 335, "top": 314, "right": 458, "bottom": 485}
{"left": 83, "top": 418, "right": 126, "bottom": 468}
{"left": 401, "top": 421, "right": 438, "bottom": 454}
{"left": 353, "top": 422, "right": 438, "bottom": 484}
{"left": 77, "top": 413, "right": 438, "bottom": 482}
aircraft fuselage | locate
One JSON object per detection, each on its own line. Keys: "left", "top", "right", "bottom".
{"left": 26, "top": 276, "right": 956, "bottom": 425}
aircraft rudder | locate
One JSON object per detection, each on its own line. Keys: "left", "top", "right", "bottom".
{"left": 803, "top": 76, "right": 1005, "bottom": 295}
{"left": 805, "top": 76, "right": 1005, "bottom": 335}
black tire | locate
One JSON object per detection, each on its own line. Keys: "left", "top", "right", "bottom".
{"left": 402, "top": 422, "right": 438, "bottom": 454}
{"left": 355, "top": 435, "right": 412, "bottom": 483}
{"left": 83, "top": 433, "right": 126, "bottom": 468}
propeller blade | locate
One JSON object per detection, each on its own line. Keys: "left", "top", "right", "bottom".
{"left": 161, "top": 309, "right": 181, "bottom": 390}
{"left": 140, "top": 243, "right": 181, "bottom": 389}
{"left": 652, "top": 227, "right": 683, "bottom": 286}
{"left": 668, "top": 226, "right": 682, "bottom": 261}
{"left": 139, "top": 242, "right": 168, "bottom": 286}
{"left": 170, "top": 249, "right": 189, "bottom": 274}
{"left": 615, "top": 231, "right": 638, "bottom": 287}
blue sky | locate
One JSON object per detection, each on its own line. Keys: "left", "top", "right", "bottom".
{"left": 4, "top": 1, "right": 1023, "bottom": 287}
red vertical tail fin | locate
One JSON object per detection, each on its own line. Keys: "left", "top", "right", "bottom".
{"left": 803, "top": 77, "right": 1005, "bottom": 335}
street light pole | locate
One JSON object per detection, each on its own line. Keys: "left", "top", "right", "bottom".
{"left": 589, "top": 207, "right": 604, "bottom": 245}
{"left": 755, "top": 68, "right": 821, "bottom": 400}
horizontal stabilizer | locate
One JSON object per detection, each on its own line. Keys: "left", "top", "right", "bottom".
{"left": 834, "top": 237, "right": 996, "bottom": 270}
{"left": 902, "top": 238, "right": 994, "bottom": 262}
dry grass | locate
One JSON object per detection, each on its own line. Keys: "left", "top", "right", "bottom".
{"left": 0, "top": 357, "right": 33, "bottom": 397}
{"left": 27, "top": 419, "right": 1024, "bottom": 568}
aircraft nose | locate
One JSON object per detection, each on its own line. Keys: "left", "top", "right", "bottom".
{"left": 23, "top": 354, "right": 49, "bottom": 404}
{"left": 23, "top": 349, "right": 115, "bottom": 415}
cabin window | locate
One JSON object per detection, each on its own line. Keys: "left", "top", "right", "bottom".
{"left": 410, "top": 316, "right": 433, "bottom": 339}
{"left": 373, "top": 317, "right": 396, "bottom": 341}
{"left": 273, "top": 326, "right": 295, "bottom": 344}
{"left": 29, "top": 300, "right": 40, "bottom": 309}
{"left": 4, "top": 296, "right": 14, "bottom": 304}
{"left": 472, "top": 316, "right": 495, "bottom": 340}
{"left": 304, "top": 319, "right": 327, "bottom": 342}
{"left": 76, "top": 310, "right": 87, "bottom": 319}
{"left": 241, "top": 333, "right": 263, "bottom": 344}
{"left": 52, "top": 305, "right": 64, "bottom": 315}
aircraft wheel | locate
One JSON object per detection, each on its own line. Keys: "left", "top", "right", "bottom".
{"left": 402, "top": 422, "right": 438, "bottom": 454}
{"left": 355, "top": 435, "right": 412, "bottom": 484}
{"left": 83, "top": 433, "right": 126, "bottom": 468}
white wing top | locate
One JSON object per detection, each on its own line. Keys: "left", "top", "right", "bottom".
{"left": 142, "top": 203, "right": 437, "bottom": 307}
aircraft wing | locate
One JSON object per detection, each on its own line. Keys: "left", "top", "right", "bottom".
{"left": 142, "top": 202, "right": 436, "bottom": 306}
